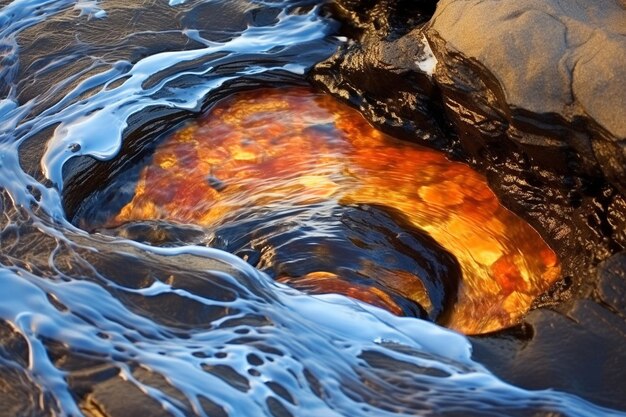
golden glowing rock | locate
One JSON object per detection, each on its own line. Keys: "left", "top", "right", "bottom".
{"left": 112, "top": 88, "right": 560, "bottom": 334}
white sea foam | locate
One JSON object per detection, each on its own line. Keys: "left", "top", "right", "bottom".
{"left": 37, "top": 8, "right": 330, "bottom": 189}
{"left": 1, "top": 258, "right": 621, "bottom": 416}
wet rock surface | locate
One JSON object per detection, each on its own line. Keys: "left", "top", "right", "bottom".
{"left": 312, "top": 0, "right": 626, "bottom": 410}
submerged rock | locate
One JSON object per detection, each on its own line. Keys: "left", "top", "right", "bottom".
{"left": 79, "top": 88, "right": 559, "bottom": 334}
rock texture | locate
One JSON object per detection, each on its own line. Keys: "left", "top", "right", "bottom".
{"left": 428, "top": 0, "right": 626, "bottom": 194}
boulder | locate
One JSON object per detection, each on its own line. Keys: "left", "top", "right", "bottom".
{"left": 428, "top": 0, "right": 626, "bottom": 193}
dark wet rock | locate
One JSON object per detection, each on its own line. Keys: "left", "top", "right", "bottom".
{"left": 94, "top": 221, "right": 207, "bottom": 247}
{"left": 597, "top": 251, "right": 626, "bottom": 316}
{"left": 311, "top": 27, "right": 450, "bottom": 148}
{"left": 348, "top": 342, "right": 569, "bottom": 417}
{"left": 322, "top": 0, "right": 436, "bottom": 40}
{"left": 0, "top": 364, "right": 57, "bottom": 417}
{"left": 0, "top": 320, "right": 29, "bottom": 368}
{"left": 0, "top": 321, "right": 58, "bottom": 417}
{"left": 79, "top": 372, "right": 174, "bottom": 417}
{"left": 313, "top": 1, "right": 451, "bottom": 149}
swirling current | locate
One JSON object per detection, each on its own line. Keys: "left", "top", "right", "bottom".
{"left": 0, "top": 0, "right": 624, "bottom": 416}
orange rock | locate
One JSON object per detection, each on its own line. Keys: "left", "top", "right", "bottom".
{"left": 110, "top": 88, "right": 561, "bottom": 335}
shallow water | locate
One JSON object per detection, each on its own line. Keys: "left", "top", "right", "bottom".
{"left": 0, "top": 0, "right": 624, "bottom": 416}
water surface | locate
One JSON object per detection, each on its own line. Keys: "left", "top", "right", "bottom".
{"left": 0, "top": 0, "right": 623, "bottom": 416}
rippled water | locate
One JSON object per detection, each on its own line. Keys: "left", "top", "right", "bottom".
{"left": 0, "top": 1, "right": 624, "bottom": 416}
